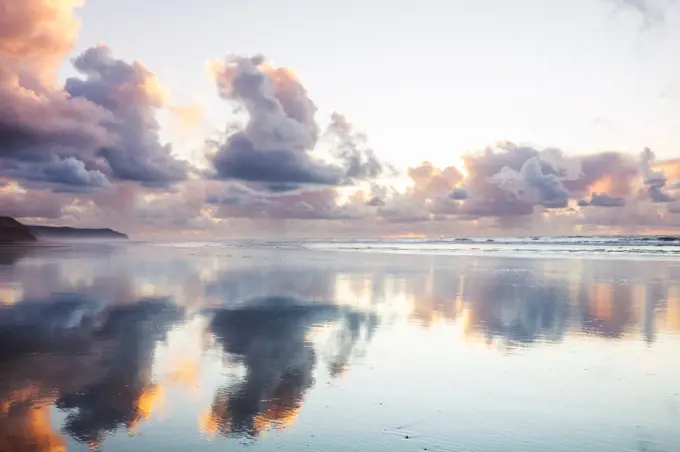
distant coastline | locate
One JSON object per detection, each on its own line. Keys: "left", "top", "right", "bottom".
{"left": 0, "top": 216, "right": 128, "bottom": 244}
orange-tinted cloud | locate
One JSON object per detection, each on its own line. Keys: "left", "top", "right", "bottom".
{"left": 0, "top": 0, "right": 84, "bottom": 79}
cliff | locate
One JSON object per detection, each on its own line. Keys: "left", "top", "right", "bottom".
{"left": 0, "top": 217, "right": 38, "bottom": 244}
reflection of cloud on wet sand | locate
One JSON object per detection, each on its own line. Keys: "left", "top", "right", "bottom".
{"left": 201, "top": 296, "right": 377, "bottom": 438}
{"left": 364, "top": 258, "right": 680, "bottom": 348}
{"left": 0, "top": 297, "right": 182, "bottom": 449}
{"left": 0, "top": 399, "right": 65, "bottom": 452}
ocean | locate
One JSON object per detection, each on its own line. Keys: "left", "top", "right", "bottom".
{"left": 0, "top": 238, "right": 679, "bottom": 451}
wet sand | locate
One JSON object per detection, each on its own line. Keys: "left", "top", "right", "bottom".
{"left": 0, "top": 242, "right": 679, "bottom": 451}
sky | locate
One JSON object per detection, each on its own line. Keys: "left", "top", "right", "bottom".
{"left": 2, "top": 0, "right": 680, "bottom": 237}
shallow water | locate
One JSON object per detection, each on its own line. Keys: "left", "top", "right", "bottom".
{"left": 1, "top": 243, "right": 679, "bottom": 451}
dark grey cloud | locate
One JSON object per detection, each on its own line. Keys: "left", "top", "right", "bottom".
{"left": 66, "top": 45, "right": 189, "bottom": 187}
{"left": 0, "top": 80, "right": 112, "bottom": 163}
{"left": 208, "top": 56, "right": 386, "bottom": 192}
{"left": 579, "top": 192, "right": 626, "bottom": 207}
{"left": 211, "top": 132, "right": 342, "bottom": 187}
{"left": 207, "top": 183, "right": 356, "bottom": 220}
{"left": 640, "top": 148, "right": 674, "bottom": 202}
{"left": 205, "top": 183, "right": 269, "bottom": 207}
{"left": 366, "top": 196, "right": 386, "bottom": 207}
{"left": 0, "top": 156, "right": 110, "bottom": 191}
{"left": 649, "top": 186, "right": 674, "bottom": 202}
{"left": 448, "top": 187, "right": 470, "bottom": 200}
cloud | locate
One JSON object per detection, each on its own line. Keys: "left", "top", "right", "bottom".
{"left": 325, "top": 112, "right": 384, "bottom": 180}
{"left": 207, "top": 56, "right": 386, "bottom": 192}
{"left": 459, "top": 144, "right": 576, "bottom": 217}
{"left": 608, "top": 0, "right": 666, "bottom": 27}
{"left": 0, "top": 156, "right": 110, "bottom": 191}
{"left": 579, "top": 192, "right": 626, "bottom": 207}
{"left": 640, "top": 147, "right": 674, "bottom": 202}
{"left": 362, "top": 143, "right": 680, "bottom": 235}
{"left": 448, "top": 188, "right": 469, "bottom": 200}
{"left": 207, "top": 183, "right": 357, "bottom": 220}
{"left": 66, "top": 45, "right": 190, "bottom": 186}
{"left": 1, "top": 1, "right": 679, "bottom": 236}
{"left": 488, "top": 157, "right": 572, "bottom": 209}
{"left": 0, "top": 0, "right": 113, "bottom": 182}
{"left": 0, "top": 0, "right": 84, "bottom": 78}
{"left": 0, "top": 2, "right": 188, "bottom": 194}
{"left": 0, "top": 188, "right": 68, "bottom": 219}
{"left": 408, "top": 161, "right": 464, "bottom": 200}
{"left": 366, "top": 196, "right": 386, "bottom": 207}
{"left": 211, "top": 133, "right": 342, "bottom": 188}
{"left": 0, "top": 0, "right": 116, "bottom": 197}
{"left": 559, "top": 152, "right": 638, "bottom": 198}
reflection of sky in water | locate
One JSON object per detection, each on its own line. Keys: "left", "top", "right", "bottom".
{"left": 0, "top": 244, "right": 679, "bottom": 451}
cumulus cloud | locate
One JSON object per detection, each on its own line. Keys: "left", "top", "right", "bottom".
{"left": 0, "top": 0, "right": 84, "bottom": 78}
{"left": 208, "top": 56, "right": 335, "bottom": 189}
{"left": 366, "top": 143, "right": 678, "bottom": 234}
{"left": 0, "top": 0, "right": 112, "bottom": 181}
{"left": 208, "top": 56, "right": 385, "bottom": 191}
{"left": 66, "top": 45, "right": 190, "bottom": 186}
{"left": 488, "top": 157, "right": 572, "bottom": 208}
{"left": 459, "top": 144, "right": 577, "bottom": 217}
{"left": 0, "top": 0, "right": 188, "bottom": 196}
{"left": 1, "top": 1, "right": 679, "bottom": 236}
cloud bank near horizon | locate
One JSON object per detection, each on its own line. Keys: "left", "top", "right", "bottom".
{"left": 1, "top": 0, "right": 680, "bottom": 237}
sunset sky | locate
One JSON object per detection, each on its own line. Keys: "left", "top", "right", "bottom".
{"left": 2, "top": 0, "right": 680, "bottom": 237}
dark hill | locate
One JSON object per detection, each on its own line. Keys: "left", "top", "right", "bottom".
{"left": 0, "top": 217, "right": 37, "bottom": 244}
{"left": 28, "top": 225, "right": 128, "bottom": 239}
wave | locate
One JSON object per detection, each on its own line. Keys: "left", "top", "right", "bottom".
{"left": 146, "top": 236, "right": 680, "bottom": 259}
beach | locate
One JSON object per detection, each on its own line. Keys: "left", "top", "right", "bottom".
{"left": 0, "top": 240, "right": 679, "bottom": 451}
